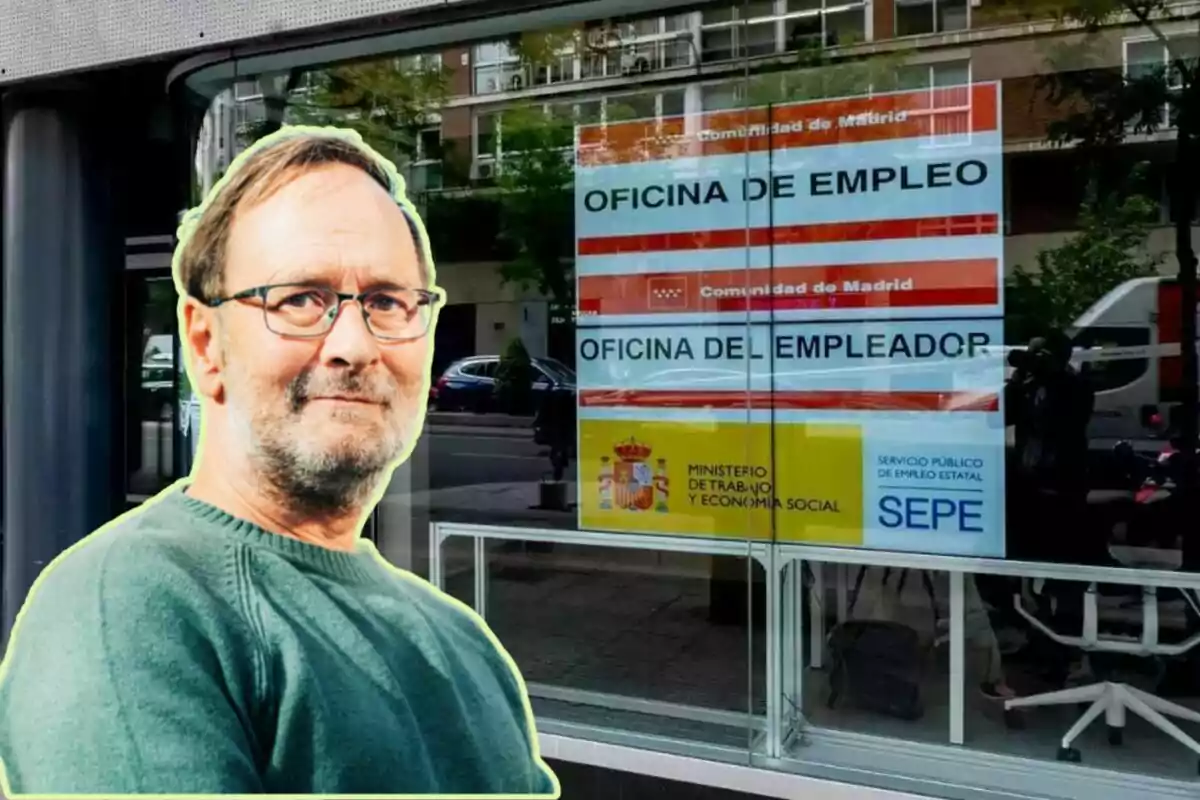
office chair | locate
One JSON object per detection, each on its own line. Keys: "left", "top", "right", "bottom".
{"left": 1005, "top": 562, "right": 1200, "bottom": 769}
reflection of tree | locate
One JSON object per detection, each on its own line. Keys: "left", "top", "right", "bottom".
{"left": 236, "top": 60, "right": 451, "bottom": 170}
{"left": 1007, "top": 165, "right": 1163, "bottom": 342}
{"left": 506, "top": 27, "right": 583, "bottom": 69}
{"left": 234, "top": 71, "right": 304, "bottom": 146}
{"left": 1027, "top": 0, "right": 1199, "bottom": 562}
{"left": 743, "top": 46, "right": 913, "bottom": 105}
{"left": 495, "top": 107, "right": 575, "bottom": 306}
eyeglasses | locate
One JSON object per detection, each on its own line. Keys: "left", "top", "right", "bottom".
{"left": 205, "top": 283, "right": 443, "bottom": 342}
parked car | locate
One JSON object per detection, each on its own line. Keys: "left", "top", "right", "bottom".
{"left": 430, "top": 355, "right": 576, "bottom": 413}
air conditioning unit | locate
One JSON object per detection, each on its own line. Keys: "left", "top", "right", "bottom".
{"left": 476, "top": 161, "right": 497, "bottom": 180}
{"left": 485, "top": 77, "right": 498, "bottom": 92}
{"left": 620, "top": 52, "right": 651, "bottom": 75}
{"left": 510, "top": 73, "right": 524, "bottom": 90}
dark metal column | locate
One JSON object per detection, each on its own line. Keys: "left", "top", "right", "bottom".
{"left": 2, "top": 91, "right": 123, "bottom": 642}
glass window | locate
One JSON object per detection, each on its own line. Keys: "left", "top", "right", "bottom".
{"left": 417, "top": 127, "right": 442, "bottom": 161}
{"left": 932, "top": 59, "right": 971, "bottom": 86}
{"left": 701, "top": 81, "right": 745, "bottom": 111}
{"left": 606, "top": 91, "right": 657, "bottom": 122}
{"left": 661, "top": 89, "right": 686, "bottom": 117}
{"left": 473, "top": 41, "right": 525, "bottom": 94}
{"left": 663, "top": 12, "right": 691, "bottom": 31}
{"left": 626, "top": 17, "right": 661, "bottom": 38}
{"left": 702, "top": 0, "right": 870, "bottom": 58}
{"left": 895, "top": 0, "right": 969, "bottom": 35}
{"left": 475, "top": 112, "right": 498, "bottom": 158}
{"left": 189, "top": 2, "right": 1200, "bottom": 796}
{"left": 701, "top": 6, "right": 736, "bottom": 25}
{"left": 743, "top": 0, "right": 778, "bottom": 19}
{"left": 895, "top": 0, "right": 936, "bottom": 35}
{"left": 786, "top": 13, "right": 823, "bottom": 48}
{"left": 700, "top": 27, "right": 737, "bottom": 62}
{"left": 744, "top": 20, "right": 779, "bottom": 56}
{"left": 233, "top": 79, "right": 260, "bottom": 99}
{"left": 897, "top": 59, "right": 971, "bottom": 91}
{"left": 937, "top": 0, "right": 970, "bottom": 32}
{"left": 663, "top": 38, "right": 695, "bottom": 68}
{"left": 1126, "top": 35, "right": 1200, "bottom": 128}
{"left": 577, "top": 100, "right": 603, "bottom": 125}
{"left": 473, "top": 41, "right": 509, "bottom": 65}
{"left": 126, "top": 271, "right": 180, "bottom": 500}
{"left": 824, "top": 7, "right": 865, "bottom": 46}
{"left": 532, "top": 51, "right": 574, "bottom": 87}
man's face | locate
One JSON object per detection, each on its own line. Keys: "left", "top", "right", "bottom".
{"left": 215, "top": 163, "right": 430, "bottom": 513}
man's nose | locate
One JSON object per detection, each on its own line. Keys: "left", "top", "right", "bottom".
{"left": 319, "top": 302, "right": 381, "bottom": 367}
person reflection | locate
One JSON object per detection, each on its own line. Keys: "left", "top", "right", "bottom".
{"left": 1005, "top": 331, "right": 1096, "bottom": 564}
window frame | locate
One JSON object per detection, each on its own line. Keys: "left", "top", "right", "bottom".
{"left": 699, "top": 0, "right": 870, "bottom": 60}
{"left": 583, "top": 13, "right": 700, "bottom": 78}
{"left": 1122, "top": 32, "right": 1199, "bottom": 130}
{"left": 892, "top": 0, "right": 971, "bottom": 38}
{"left": 473, "top": 88, "right": 685, "bottom": 174}
{"left": 472, "top": 41, "right": 528, "bottom": 94}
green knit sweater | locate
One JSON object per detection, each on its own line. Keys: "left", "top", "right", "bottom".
{"left": 0, "top": 488, "right": 559, "bottom": 796}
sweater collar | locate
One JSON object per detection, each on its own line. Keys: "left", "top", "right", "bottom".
{"left": 160, "top": 485, "right": 389, "bottom": 585}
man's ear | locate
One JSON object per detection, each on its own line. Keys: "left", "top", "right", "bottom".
{"left": 181, "top": 297, "right": 225, "bottom": 404}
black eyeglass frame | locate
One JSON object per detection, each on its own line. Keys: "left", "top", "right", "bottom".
{"left": 202, "top": 282, "right": 444, "bottom": 342}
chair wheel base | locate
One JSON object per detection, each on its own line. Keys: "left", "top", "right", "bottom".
{"left": 1107, "top": 726, "right": 1123, "bottom": 746}
{"left": 1057, "top": 747, "right": 1081, "bottom": 763}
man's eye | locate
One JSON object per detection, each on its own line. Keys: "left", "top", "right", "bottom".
{"left": 280, "top": 291, "right": 324, "bottom": 308}
{"left": 367, "top": 294, "right": 410, "bottom": 313}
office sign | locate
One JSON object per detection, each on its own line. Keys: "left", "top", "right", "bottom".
{"left": 574, "top": 83, "right": 1006, "bottom": 557}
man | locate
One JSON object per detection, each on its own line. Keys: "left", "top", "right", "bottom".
{"left": 1005, "top": 331, "right": 1097, "bottom": 563}
{"left": 0, "top": 127, "right": 559, "bottom": 797}
{"left": 1007, "top": 333, "right": 1095, "bottom": 498}
{"left": 997, "top": 331, "right": 1098, "bottom": 688}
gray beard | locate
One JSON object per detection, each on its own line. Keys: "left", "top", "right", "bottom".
{"left": 229, "top": 365, "right": 410, "bottom": 519}
{"left": 254, "top": 438, "right": 387, "bottom": 519}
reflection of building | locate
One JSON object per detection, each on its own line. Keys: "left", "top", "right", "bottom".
{"left": 204, "top": 2, "right": 1198, "bottom": 369}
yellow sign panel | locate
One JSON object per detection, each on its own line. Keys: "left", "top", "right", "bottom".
{"left": 579, "top": 418, "right": 863, "bottom": 543}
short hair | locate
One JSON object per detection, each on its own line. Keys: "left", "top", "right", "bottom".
{"left": 176, "top": 130, "right": 429, "bottom": 303}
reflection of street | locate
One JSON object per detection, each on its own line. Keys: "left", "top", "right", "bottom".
{"left": 421, "top": 418, "right": 577, "bottom": 528}
{"left": 428, "top": 425, "right": 549, "bottom": 490}
{"left": 442, "top": 544, "right": 766, "bottom": 729}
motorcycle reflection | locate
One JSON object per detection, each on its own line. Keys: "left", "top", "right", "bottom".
{"left": 1109, "top": 438, "right": 1196, "bottom": 551}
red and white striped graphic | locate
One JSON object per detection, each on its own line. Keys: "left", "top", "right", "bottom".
{"left": 579, "top": 259, "right": 999, "bottom": 317}
{"left": 579, "top": 389, "right": 1000, "bottom": 412}
{"left": 575, "top": 84, "right": 998, "bottom": 167}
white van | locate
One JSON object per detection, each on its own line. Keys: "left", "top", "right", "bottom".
{"left": 1068, "top": 277, "right": 1198, "bottom": 445}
